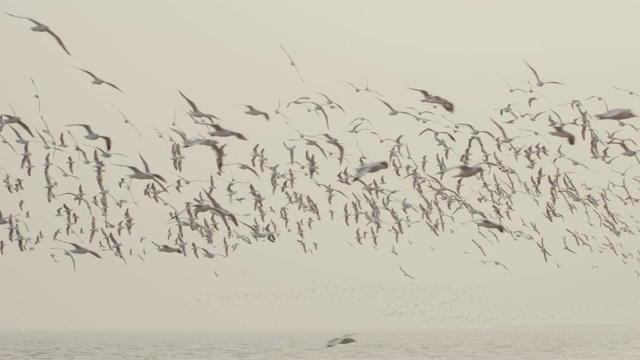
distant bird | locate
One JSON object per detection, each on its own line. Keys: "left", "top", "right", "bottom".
{"left": 475, "top": 219, "right": 505, "bottom": 233}
{"left": 481, "top": 260, "right": 511, "bottom": 273}
{"left": 0, "top": 112, "right": 34, "bottom": 137}
{"left": 437, "top": 163, "right": 493, "bottom": 178}
{"left": 117, "top": 154, "right": 167, "bottom": 190}
{"left": 549, "top": 126, "right": 575, "bottom": 145}
{"left": 57, "top": 240, "right": 102, "bottom": 258}
{"left": 352, "top": 161, "right": 388, "bottom": 184}
{"left": 613, "top": 86, "right": 640, "bottom": 98}
{"left": 399, "top": 266, "right": 415, "bottom": 280}
{"left": 74, "top": 67, "right": 123, "bottom": 92}
{"left": 326, "top": 334, "right": 356, "bottom": 348}
{"left": 4, "top": 12, "right": 71, "bottom": 55}
{"left": 524, "top": 61, "right": 565, "bottom": 87}
{"left": 66, "top": 124, "right": 111, "bottom": 151}
{"left": 241, "top": 105, "right": 270, "bottom": 121}
{"left": 179, "top": 91, "right": 220, "bottom": 122}
{"left": 207, "top": 124, "right": 247, "bottom": 140}
{"left": 280, "top": 45, "right": 305, "bottom": 83}
{"left": 596, "top": 109, "right": 636, "bottom": 121}
{"left": 408, "top": 88, "right": 454, "bottom": 112}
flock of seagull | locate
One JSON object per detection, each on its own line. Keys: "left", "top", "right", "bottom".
{"left": 2, "top": 9, "right": 640, "bottom": 292}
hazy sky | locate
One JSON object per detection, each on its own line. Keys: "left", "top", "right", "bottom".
{"left": 1, "top": 0, "right": 640, "bottom": 331}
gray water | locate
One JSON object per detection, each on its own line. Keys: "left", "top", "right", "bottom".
{"left": 1, "top": 326, "right": 638, "bottom": 359}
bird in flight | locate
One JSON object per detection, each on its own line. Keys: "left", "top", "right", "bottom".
{"left": 74, "top": 67, "right": 123, "bottom": 93}
{"left": 66, "top": 124, "right": 111, "bottom": 151}
{"left": 399, "top": 266, "right": 415, "bottom": 280}
{"left": 5, "top": 12, "right": 71, "bottom": 55}
{"left": 280, "top": 45, "right": 305, "bottom": 83}
{"left": 524, "top": 61, "right": 565, "bottom": 87}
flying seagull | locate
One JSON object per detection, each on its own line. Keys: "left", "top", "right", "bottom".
{"left": 66, "top": 124, "right": 111, "bottom": 151}
{"left": 596, "top": 109, "right": 636, "bottom": 121}
{"left": 4, "top": 12, "right": 71, "bottom": 55}
{"left": 408, "top": 88, "right": 454, "bottom": 112}
{"left": 280, "top": 45, "right": 305, "bottom": 83}
{"left": 524, "top": 61, "right": 565, "bottom": 87}
{"left": 74, "top": 67, "right": 123, "bottom": 92}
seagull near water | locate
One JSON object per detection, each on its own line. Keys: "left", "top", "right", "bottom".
{"left": 4, "top": 12, "right": 71, "bottom": 55}
{"left": 326, "top": 334, "right": 356, "bottom": 348}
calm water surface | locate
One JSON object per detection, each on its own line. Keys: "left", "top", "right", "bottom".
{"left": 0, "top": 326, "right": 638, "bottom": 359}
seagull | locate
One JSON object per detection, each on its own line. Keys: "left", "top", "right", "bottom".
{"left": 480, "top": 260, "right": 511, "bottom": 273}
{"left": 596, "top": 109, "right": 637, "bottom": 121}
{"left": 323, "top": 134, "right": 345, "bottom": 165}
{"left": 4, "top": 12, "right": 71, "bottom": 55}
{"left": 437, "top": 162, "right": 495, "bottom": 178}
{"left": 74, "top": 67, "right": 123, "bottom": 92}
{"left": 399, "top": 266, "right": 415, "bottom": 280}
{"left": 326, "top": 334, "right": 356, "bottom": 348}
{"left": 116, "top": 154, "right": 167, "bottom": 190}
{"left": 475, "top": 219, "right": 505, "bottom": 233}
{"left": 57, "top": 240, "right": 102, "bottom": 258}
{"left": 50, "top": 248, "right": 77, "bottom": 272}
{"left": 241, "top": 105, "right": 270, "bottom": 121}
{"left": 524, "top": 61, "right": 565, "bottom": 87}
{"left": 549, "top": 126, "right": 575, "bottom": 145}
{"left": 66, "top": 124, "right": 111, "bottom": 151}
{"left": 280, "top": 45, "right": 305, "bottom": 83}
{"left": 613, "top": 86, "right": 640, "bottom": 98}
{"left": 0, "top": 113, "right": 33, "bottom": 138}
{"left": 206, "top": 124, "right": 247, "bottom": 140}
{"left": 179, "top": 91, "right": 220, "bottom": 122}
{"left": 198, "top": 247, "right": 227, "bottom": 259}
{"left": 408, "top": 88, "right": 454, "bottom": 112}
{"left": 352, "top": 161, "right": 388, "bottom": 184}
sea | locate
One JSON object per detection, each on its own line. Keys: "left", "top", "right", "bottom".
{"left": 0, "top": 326, "right": 638, "bottom": 360}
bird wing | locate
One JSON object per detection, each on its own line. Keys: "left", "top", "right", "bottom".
{"left": 105, "top": 81, "right": 124, "bottom": 93}
{"left": 524, "top": 61, "right": 541, "bottom": 84}
{"left": 4, "top": 12, "right": 43, "bottom": 26}
{"left": 179, "top": 91, "right": 198, "bottom": 112}
{"left": 139, "top": 153, "right": 150, "bottom": 173}
{"left": 102, "top": 136, "right": 112, "bottom": 151}
{"left": 75, "top": 67, "right": 98, "bottom": 80}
